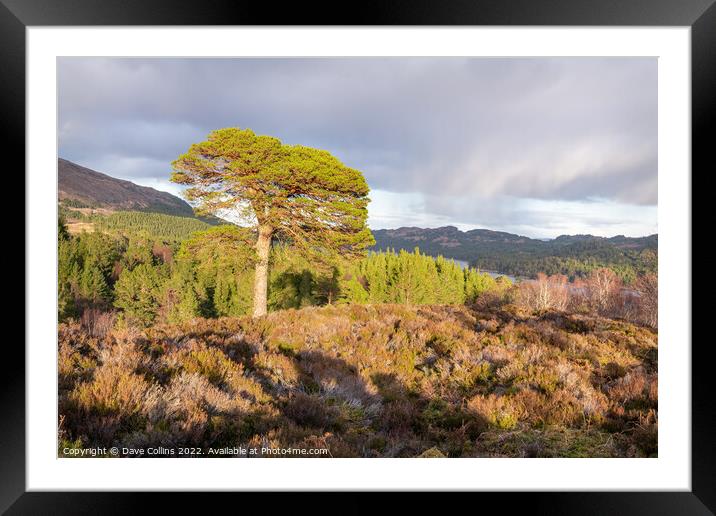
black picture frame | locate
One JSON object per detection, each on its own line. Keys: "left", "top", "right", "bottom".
{"left": 4, "top": 0, "right": 712, "bottom": 513}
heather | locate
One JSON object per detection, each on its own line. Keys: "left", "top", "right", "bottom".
{"left": 59, "top": 302, "right": 657, "bottom": 458}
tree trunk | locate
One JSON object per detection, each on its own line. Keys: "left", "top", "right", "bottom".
{"left": 252, "top": 225, "right": 273, "bottom": 317}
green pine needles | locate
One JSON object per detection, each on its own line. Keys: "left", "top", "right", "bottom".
{"left": 172, "top": 127, "right": 374, "bottom": 317}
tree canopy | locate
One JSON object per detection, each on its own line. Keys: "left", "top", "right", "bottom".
{"left": 171, "top": 128, "right": 374, "bottom": 316}
{"left": 171, "top": 128, "right": 374, "bottom": 256}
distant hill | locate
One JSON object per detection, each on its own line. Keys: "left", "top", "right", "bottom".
{"left": 58, "top": 158, "right": 196, "bottom": 217}
{"left": 373, "top": 226, "right": 535, "bottom": 258}
{"left": 372, "top": 226, "right": 657, "bottom": 282}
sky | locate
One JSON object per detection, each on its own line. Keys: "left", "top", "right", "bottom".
{"left": 58, "top": 57, "right": 657, "bottom": 239}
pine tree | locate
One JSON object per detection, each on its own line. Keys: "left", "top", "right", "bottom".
{"left": 176, "top": 225, "right": 255, "bottom": 317}
{"left": 316, "top": 266, "right": 340, "bottom": 305}
{"left": 365, "top": 252, "right": 388, "bottom": 304}
{"left": 114, "top": 263, "right": 168, "bottom": 326}
{"left": 123, "top": 237, "right": 155, "bottom": 270}
{"left": 79, "top": 265, "right": 109, "bottom": 303}
{"left": 465, "top": 267, "right": 498, "bottom": 303}
{"left": 162, "top": 262, "right": 202, "bottom": 323}
{"left": 296, "top": 270, "right": 316, "bottom": 307}
{"left": 58, "top": 237, "right": 82, "bottom": 319}
{"left": 58, "top": 216, "right": 69, "bottom": 241}
{"left": 171, "top": 128, "right": 374, "bottom": 317}
{"left": 340, "top": 275, "right": 369, "bottom": 304}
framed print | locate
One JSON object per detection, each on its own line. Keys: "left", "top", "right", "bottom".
{"left": 5, "top": 0, "right": 713, "bottom": 512}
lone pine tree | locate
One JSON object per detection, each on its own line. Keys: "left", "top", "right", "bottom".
{"left": 171, "top": 127, "right": 374, "bottom": 317}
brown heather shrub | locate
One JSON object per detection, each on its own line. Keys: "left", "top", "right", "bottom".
{"left": 629, "top": 409, "right": 658, "bottom": 457}
{"left": 80, "top": 307, "right": 117, "bottom": 339}
{"left": 182, "top": 346, "right": 238, "bottom": 387}
{"left": 71, "top": 365, "right": 150, "bottom": 417}
{"left": 142, "top": 371, "right": 264, "bottom": 446}
{"left": 58, "top": 302, "right": 657, "bottom": 457}
{"left": 480, "top": 344, "right": 514, "bottom": 366}
{"left": 253, "top": 350, "right": 301, "bottom": 388}
{"left": 157, "top": 372, "right": 242, "bottom": 418}
{"left": 374, "top": 397, "right": 416, "bottom": 434}
{"left": 514, "top": 388, "right": 584, "bottom": 428}
{"left": 467, "top": 393, "right": 520, "bottom": 430}
{"left": 58, "top": 340, "right": 98, "bottom": 390}
{"left": 108, "top": 323, "right": 145, "bottom": 348}
{"left": 607, "top": 368, "right": 654, "bottom": 406}
{"left": 284, "top": 392, "right": 340, "bottom": 430}
{"left": 97, "top": 339, "right": 149, "bottom": 373}
{"left": 647, "top": 374, "right": 658, "bottom": 403}
{"left": 477, "top": 318, "right": 500, "bottom": 333}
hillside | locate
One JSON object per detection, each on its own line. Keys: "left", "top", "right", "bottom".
{"left": 93, "top": 211, "right": 212, "bottom": 242}
{"left": 59, "top": 158, "right": 196, "bottom": 217}
{"left": 372, "top": 226, "right": 658, "bottom": 282}
{"left": 372, "top": 226, "right": 536, "bottom": 260}
{"left": 58, "top": 303, "right": 657, "bottom": 458}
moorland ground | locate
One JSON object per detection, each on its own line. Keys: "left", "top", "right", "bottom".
{"left": 59, "top": 302, "right": 657, "bottom": 458}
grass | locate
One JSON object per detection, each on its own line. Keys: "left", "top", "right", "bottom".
{"left": 58, "top": 303, "right": 657, "bottom": 458}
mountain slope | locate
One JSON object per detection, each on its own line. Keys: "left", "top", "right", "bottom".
{"left": 58, "top": 158, "right": 195, "bottom": 217}
{"left": 372, "top": 226, "right": 538, "bottom": 259}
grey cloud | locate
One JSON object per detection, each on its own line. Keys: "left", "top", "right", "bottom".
{"left": 58, "top": 57, "right": 657, "bottom": 234}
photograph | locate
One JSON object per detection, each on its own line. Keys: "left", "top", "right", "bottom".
{"left": 56, "top": 56, "right": 658, "bottom": 459}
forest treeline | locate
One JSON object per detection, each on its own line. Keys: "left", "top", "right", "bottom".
{"left": 94, "top": 211, "right": 213, "bottom": 241}
{"left": 58, "top": 219, "right": 512, "bottom": 328}
{"left": 471, "top": 243, "right": 657, "bottom": 284}
{"left": 59, "top": 213, "right": 656, "bottom": 331}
